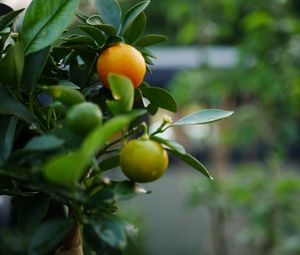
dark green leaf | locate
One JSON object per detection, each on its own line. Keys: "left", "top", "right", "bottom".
{"left": 150, "top": 136, "right": 186, "bottom": 154}
{"left": 113, "top": 181, "right": 149, "bottom": 201}
{"left": 21, "top": 0, "right": 80, "bottom": 55}
{"left": 24, "top": 135, "right": 64, "bottom": 151}
{"left": 99, "top": 155, "right": 120, "bottom": 171}
{"left": 92, "top": 216, "right": 127, "bottom": 250}
{"left": 62, "top": 35, "right": 96, "bottom": 46}
{"left": 59, "top": 80, "right": 80, "bottom": 89}
{"left": 18, "top": 194, "right": 50, "bottom": 234}
{"left": 123, "top": 12, "right": 146, "bottom": 43}
{"left": 142, "top": 86, "right": 177, "bottom": 112}
{"left": 23, "top": 47, "right": 50, "bottom": 92}
{"left": 87, "top": 15, "right": 117, "bottom": 36}
{"left": 0, "top": 116, "right": 17, "bottom": 165}
{"left": 168, "top": 149, "right": 213, "bottom": 180}
{"left": 105, "top": 36, "right": 124, "bottom": 46}
{"left": 170, "top": 109, "right": 234, "bottom": 127}
{"left": 0, "top": 85, "right": 36, "bottom": 124}
{"left": 0, "top": 9, "right": 24, "bottom": 31}
{"left": 121, "top": 1, "right": 150, "bottom": 34}
{"left": 28, "top": 218, "right": 74, "bottom": 255}
{"left": 75, "top": 11, "right": 88, "bottom": 23}
{"left": 106, "top": 74, "right": 134, "bottom": 115}
{"left": 95, "top": 0, "right": 122, "bottom": 29}
{"left": 136, "top": 34, "right": 168, "bottom": 47}
{"left": 79, "top": 25, "right": 106, "bottom": 46}
{"left": 0, "top": 42, "right": 24, "bottom": 89}
{"left": 146, "top": 103, "right": 158, "bottom": 115}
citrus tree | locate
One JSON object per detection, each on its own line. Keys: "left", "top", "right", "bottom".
{"left": 0, "top": 0, "right": 232, "bottom": 254}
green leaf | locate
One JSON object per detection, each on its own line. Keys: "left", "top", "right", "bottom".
{"left": 99, "top": 155, "right": 120, "bottom": 171}
{"left": 0, "top": 9, "right": 24, "bottom": 31}
{"left": 28, "top": 218, "right": 74, "bottom": 255}
{"left": 62, "top": 35, "right": 96, "bottom": 46}
{"left": 0, "top": 42, "right": 24, "bottom": 89}
{"left": 59, "top": 80, "right": 80, "bottom": 89}
{"left": 95, "top": 0, "right": 122, "bottom": 29}
{"left": 113, "top": 181, "right": 149, "bottom": 201}
{"left": 21, "top": 0, "right": 80, "bottom": 55}
{"left": 121, "top": 1, "right": 150, "bottom": 34}
{"left": 168, "top": 149, "right": 213, "bottom": 180}
{"left": 81, "top": 110, "right": 145, "bottom": 159}
{"left": 18, "top": 194, "right": 50, "bottom": 234}
{"left": 42, "top": 85, "right": 85, "bottom": 106}
{"left": 87, "top": 15, "right": 117, "bottom": 36}
{"left": 43, "top": 110, "right": 146, "bottom": 186}
{"left": 91, "top": 216, "right": 127, "bottom": 250}
{"left": 106, "top": 74, "right": 134, "bottom": 115}
{"left": 142, "top": 86, "right": 177, "bottom": 112}
{"left": 24, "top": 135, "right": 64, "bottom": 151}
{"left": 170, "top": 109, "right": 233, "bottom": 127}
{"left": 75, "top": 11, "right": 88, "bottom": 23}
{"left": 150, "top": 136, "right": 186, "bottom": 154}
{"left": 0, "top": 85, "right": 36, "bottom": 124}
{"left": 43, "top": 151, "right": 85, "bottom": 186}
{"left": 79, "top": 25, "right": 106, "bottom": 46}
{"left": 23, "top": 47, "right": 50, "bottom": 92}
{"left": 0, "top": 116, "right": 17, "bottom": 165}
{"left": 123, "top": 12, "right": 146, "bottom": 44}
{"left": 136, "top": 34, "right": 168, "bottom": 47}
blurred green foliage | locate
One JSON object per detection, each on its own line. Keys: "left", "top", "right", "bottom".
{"left": 187, "top": 165, "right": 300, "bottom": 255}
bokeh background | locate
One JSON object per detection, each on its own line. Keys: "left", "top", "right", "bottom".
{"left": 1, "top": 0, "right": 300, "bottom": 254}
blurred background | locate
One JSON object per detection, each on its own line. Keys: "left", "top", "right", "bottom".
{"left": 1, "top": 0, "right": 300, "bottom": 254}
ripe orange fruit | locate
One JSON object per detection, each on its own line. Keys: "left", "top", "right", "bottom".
{"left": 120, "top": 138, "right": 169, "bottom": 182}
{"left": 96, "top": 43, "right": 146, "bottom": 89}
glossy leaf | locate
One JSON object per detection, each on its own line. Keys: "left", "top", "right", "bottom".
{"left": 42, "top": 85, "right": 85, "bottom": 106}
{"left": 99, "top": 155, "right": 120, "bottom": 171}
{"left": 95, "top": 0, "right": 122, "bottom": 29}
{"left": 62, "top": 35, "right": 96, "bottom": 46}
{"left": 123, "top": 12, "right": 146, "bottom": 44}
{"left": 150, "top": 136, "right": 186, "bottom": 154}
{"left": 75, "top": 11, "right": 88, "bottom": 23}
{"left": 87, "top": 15, "right": 117, "bottom": 36}
{"left": 28, "top": 218, "right": 74, "bottom": 255}
{"left": 0, "top": 116, "right": 17, "bottom": 165}
{"left": 106, "top": 74, "right": 134, "bottom": 115}
{"left": 21, "top": 0, "right": 80, "bottom": 55}
{"left": 121, "top": 1, "right": 150, "bottom": 34}
{"left": 170, "top": 109, "right": 233, "bottom": 127}
{"left": 136, "top": 34, "right": 168, "bottom": 47}
{"left": 142, "top": 86, "right": 177, "bottom": 112}
{"left": 24, "top": 135, "right": 64, "bottom": 151}
{"left": 113, "top": 181, "right": 149, "bottom": 201}
{"left": 0, "top": 9, "right": 24, "bottom": 31}
{"left": 0, "top": 85, "right": 36, "bottom": 124}
{"left": 79, "top": 25, "right": 106, "bottom": 46}
{"left": 92, "top": 216, "right": 127, "bottom": 250}
{"left": 23, "top": 47, "right": 50, "bottom": 92}
{"left": 0, "top": 42, "right": 24, "bottom": 89}
{"left": 168, "top": 149, "right": 213, "bottom": 180}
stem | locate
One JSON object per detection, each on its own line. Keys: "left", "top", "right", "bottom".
{"left": 99, "top": 124, "right": 145, "bottom": 154}
{"left": 55, "top": 225, "right": 84, "bottom": 255}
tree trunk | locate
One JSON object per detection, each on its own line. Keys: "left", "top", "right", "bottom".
{"left": 55, "top": 225, "right": 84, "bottom": 255}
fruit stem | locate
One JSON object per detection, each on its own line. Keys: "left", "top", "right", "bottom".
{"left": 150, "top": 116, "right": 173, "bottom": 136}
{"left": 140, "top": 122, "right": 149, "bottom": 140}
